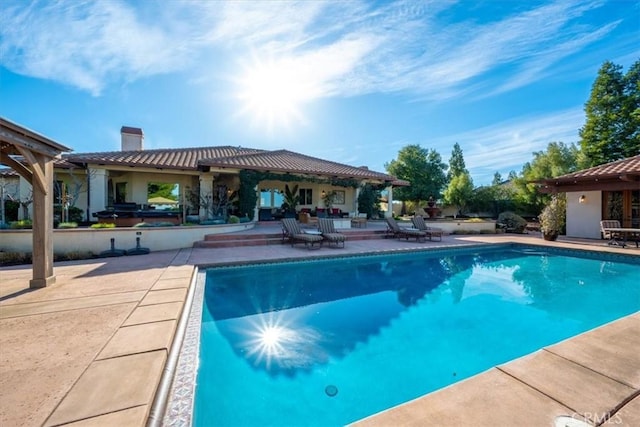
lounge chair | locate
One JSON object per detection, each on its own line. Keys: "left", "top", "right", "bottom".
{"left": 317, "top": 218, "right": 347, "bottom": 248}
{"left": 411, "top": 215, "right": 444, "bottom": 241}
{"left": 281, "top": 218, "right": 324, "bottom": 249}
{"left": 385, "top": 217, "right": 427, "bottom": 242}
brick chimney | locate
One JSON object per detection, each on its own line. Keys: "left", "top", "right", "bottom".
{"left": 120, "top": 126, "right": 144, "bottom": 151}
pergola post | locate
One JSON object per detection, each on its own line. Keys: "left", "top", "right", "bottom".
{"left": 1, "top": 117, "right": 71, "bottom": 289}
{"left": 30, "top": 157, "right": 55, "bottom": 288}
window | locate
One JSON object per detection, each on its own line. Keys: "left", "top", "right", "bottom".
{"left": 299, "top": 188, "right": 313, "bottom": 205}
{"left": 260, "top": 188, "right": 284, "bottom": 208}
{"left": 115, "top": 182, "right": 127, "bottom": 203}
{"left": 54, "top": 180, "right": 64, "bottom": 205}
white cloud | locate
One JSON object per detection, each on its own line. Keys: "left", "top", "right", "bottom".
{"left": 0, "top": 0, "right": 191, "bottom": 95}
{"left": 438, "top": 108, "right": 585, "bottom": 183}
{"left": 0, "top": 0, "right": 620, "bottom": 100}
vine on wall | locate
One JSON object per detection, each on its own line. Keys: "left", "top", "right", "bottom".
{"left": 238, "top": 170, "right": 386, "bottom": 220}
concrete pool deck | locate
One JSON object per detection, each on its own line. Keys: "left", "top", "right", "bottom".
{"left": 1, "top": 228, "right": 638, "bottom": 426}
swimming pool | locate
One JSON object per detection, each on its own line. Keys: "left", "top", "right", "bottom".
{"left": 166, "top": 244, "right": 639, "bottom": 426}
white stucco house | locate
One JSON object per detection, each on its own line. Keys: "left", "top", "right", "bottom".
{"left": 3, "top": 125, "right": 405, "bottom": 226}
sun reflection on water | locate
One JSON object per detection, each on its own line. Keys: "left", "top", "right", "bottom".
{"left": 240, "top": 312, "right": 324, "bottom": 373}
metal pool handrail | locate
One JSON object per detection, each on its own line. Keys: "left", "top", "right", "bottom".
{"left": 146, "top": 266, "right": 199, "bottom": 427}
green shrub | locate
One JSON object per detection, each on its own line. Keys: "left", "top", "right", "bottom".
{"left": 10, "top": 219, "right": 32, "bottom": 229}
{"left": 54, "top": 251, "right": 95, "bottom": 261}
{"left": 228, "top": 215, "right": 240, "bottom": 224}
{"left": 58, "top": 222, "right": 78, "bottom": 229}
{"left": 0, "top": 251, "right": 32, "bottom": 266}
{"left": 54, "top": 206, "right": 85, "bottom": 223}
{"left": 90, "top": 223, "right": 116, "bottom": 229}
{"left": 497, "top": 211, "right": 527, "bottom": 233}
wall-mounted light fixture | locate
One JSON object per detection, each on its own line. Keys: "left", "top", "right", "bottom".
{"left": 579, "top": 194, "right": 586, "bottom": 204}
{"left": 321, "top": 190, "right": 326, "bottom": 198}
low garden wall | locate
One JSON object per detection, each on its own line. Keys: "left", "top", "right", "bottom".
{"left": 0, "top": 222, "right": 255, "bottom": 254}
{"left": 397, "top": 218, "right": 498, "bottom": 234}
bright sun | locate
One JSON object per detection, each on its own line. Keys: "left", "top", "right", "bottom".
{"left": 235, "top": 57, "right": 316, "bottom": 132}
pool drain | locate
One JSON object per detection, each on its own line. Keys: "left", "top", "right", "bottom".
{"left": 325, "top": 385, "right": 338, "bottom": 397}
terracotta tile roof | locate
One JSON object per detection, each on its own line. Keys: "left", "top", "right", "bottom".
{"left": 64, "top": 146, "right": 399, "bottom": 182}
{"left": 65, "top": 146, "right": 264, "bottom": 170}
{"left": 0, "top": 168, "right": 19, "bottom": 177}
{"left": 200, "top": 149, "right": 397, "bottom": 182}
{"left": 545, "top": 155, "right": 640, "bottom": 183}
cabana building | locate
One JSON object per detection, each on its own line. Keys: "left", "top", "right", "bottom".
{"left": 537, "top": 155, "right": 640, "bottom": 239}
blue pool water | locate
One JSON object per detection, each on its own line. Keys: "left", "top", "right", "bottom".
{"left": 194, "top": 245, "right": 639, "bottom": 426}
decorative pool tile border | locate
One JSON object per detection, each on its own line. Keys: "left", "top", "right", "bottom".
{"left": 163, "top": 271, "right": 206, "bottom": 427}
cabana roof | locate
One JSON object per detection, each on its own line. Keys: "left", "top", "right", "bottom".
{"left": 537, "top": 155, "right": 640, "bottom": 193}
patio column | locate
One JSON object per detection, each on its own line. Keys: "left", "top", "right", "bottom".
{"left": 354, "top": 187, "right": 361, "bottom": 214}
{"left": 385, "top": 185, "right": 393, "bottom": 218}
{"left": 89, "top": 168, "right": 108, "bottom": 218}
{"left": 30, "top": 156, "right": 55, "bottom": 288}
{"left": 253, "top": 183, "right": 259, "bottom": 221}
{"left": 199, "top": 174, "right": 214, "bottom": 219}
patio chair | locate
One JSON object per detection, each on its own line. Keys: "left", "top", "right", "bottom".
{"left": 317, "top": 218, "right": 347, "bottom": 248}
{"left": 411, "top": 215, "right": 444, "bottom": 241}
{"left": 600, "top": 220, "right": 623, "bottom": 245}
{"left": 281, "top": 218, "right": 324, "bottom": 249}
{"left": 385, "top": 217, "right": 427, "bottom": 242}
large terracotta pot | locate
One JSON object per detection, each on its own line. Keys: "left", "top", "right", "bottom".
{"left": 542, "top": 231, "right": 558, "bottom": 241}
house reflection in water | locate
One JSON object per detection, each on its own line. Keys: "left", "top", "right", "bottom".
{"left": 203, "top": 253, "right": 478, "bottom": 376}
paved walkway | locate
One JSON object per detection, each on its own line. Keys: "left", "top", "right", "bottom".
{"left": 1, "top": 231, "right": 638, "bottom": 426}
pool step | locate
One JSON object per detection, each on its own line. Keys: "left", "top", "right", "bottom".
{"left": 193, "top": 228, "right": 387, "bottom": 248}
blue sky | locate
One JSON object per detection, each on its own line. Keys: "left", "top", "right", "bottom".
{"left": 1, "top": 0, "right": 638, "bottom": 185}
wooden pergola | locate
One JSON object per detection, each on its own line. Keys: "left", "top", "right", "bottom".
{"left": 0, "top": 118, "right": 72, "bottom": 288}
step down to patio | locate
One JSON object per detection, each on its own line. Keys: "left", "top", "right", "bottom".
{"left": 193, "top": 228, "right": 387, "bottom": 248}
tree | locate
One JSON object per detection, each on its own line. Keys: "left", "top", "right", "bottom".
{"left": 579, "top": 61, "right": 640, "bottom": 167}
{"left": 492, "top": 172, "right": 502, "bottom": 186}
{"left": 385, "top": 144, "right": 447, "bottom": 208}
{"left": 621, "top": 59, "right": 640, "bottom": 156}
{"left": 447, "top": 143, "right": 467, "bottom": 181}
{"left": 513, "top": 142, "right": 579, "bottom": 212}
{"left": 147, "top": 183, "right": 177, "bottom": 200}
{"left": 443, "top": 172, "right": 474, "bottom": 216}
{"left": 357, "top": 184, "right": 381, "bottom": 219}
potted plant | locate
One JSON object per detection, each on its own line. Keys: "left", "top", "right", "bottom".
{"left": 283, "top": 184, "right": 300, "bottom": 215}
{"left": 322, "top": 190, "right": 337, "bottom": 209}
{"left": 539, "top": 195, "right": 566, "bottom": 241}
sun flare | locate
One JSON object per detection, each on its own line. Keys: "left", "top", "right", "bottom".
{"left": 235, "top": 57, "right": 316, "bottom": 132}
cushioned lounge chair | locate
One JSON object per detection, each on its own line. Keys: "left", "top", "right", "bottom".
{"left": 385, "top": 217, "right": 427, "bottom": 242}
{"left": 318, "top": 218, "right": 347, "bottom": 248}
{"left": 281, "top": 218, "right": 324, "bottom": 249}
{"left": 411, "top": 215, "right": 444, "bottom": 241}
